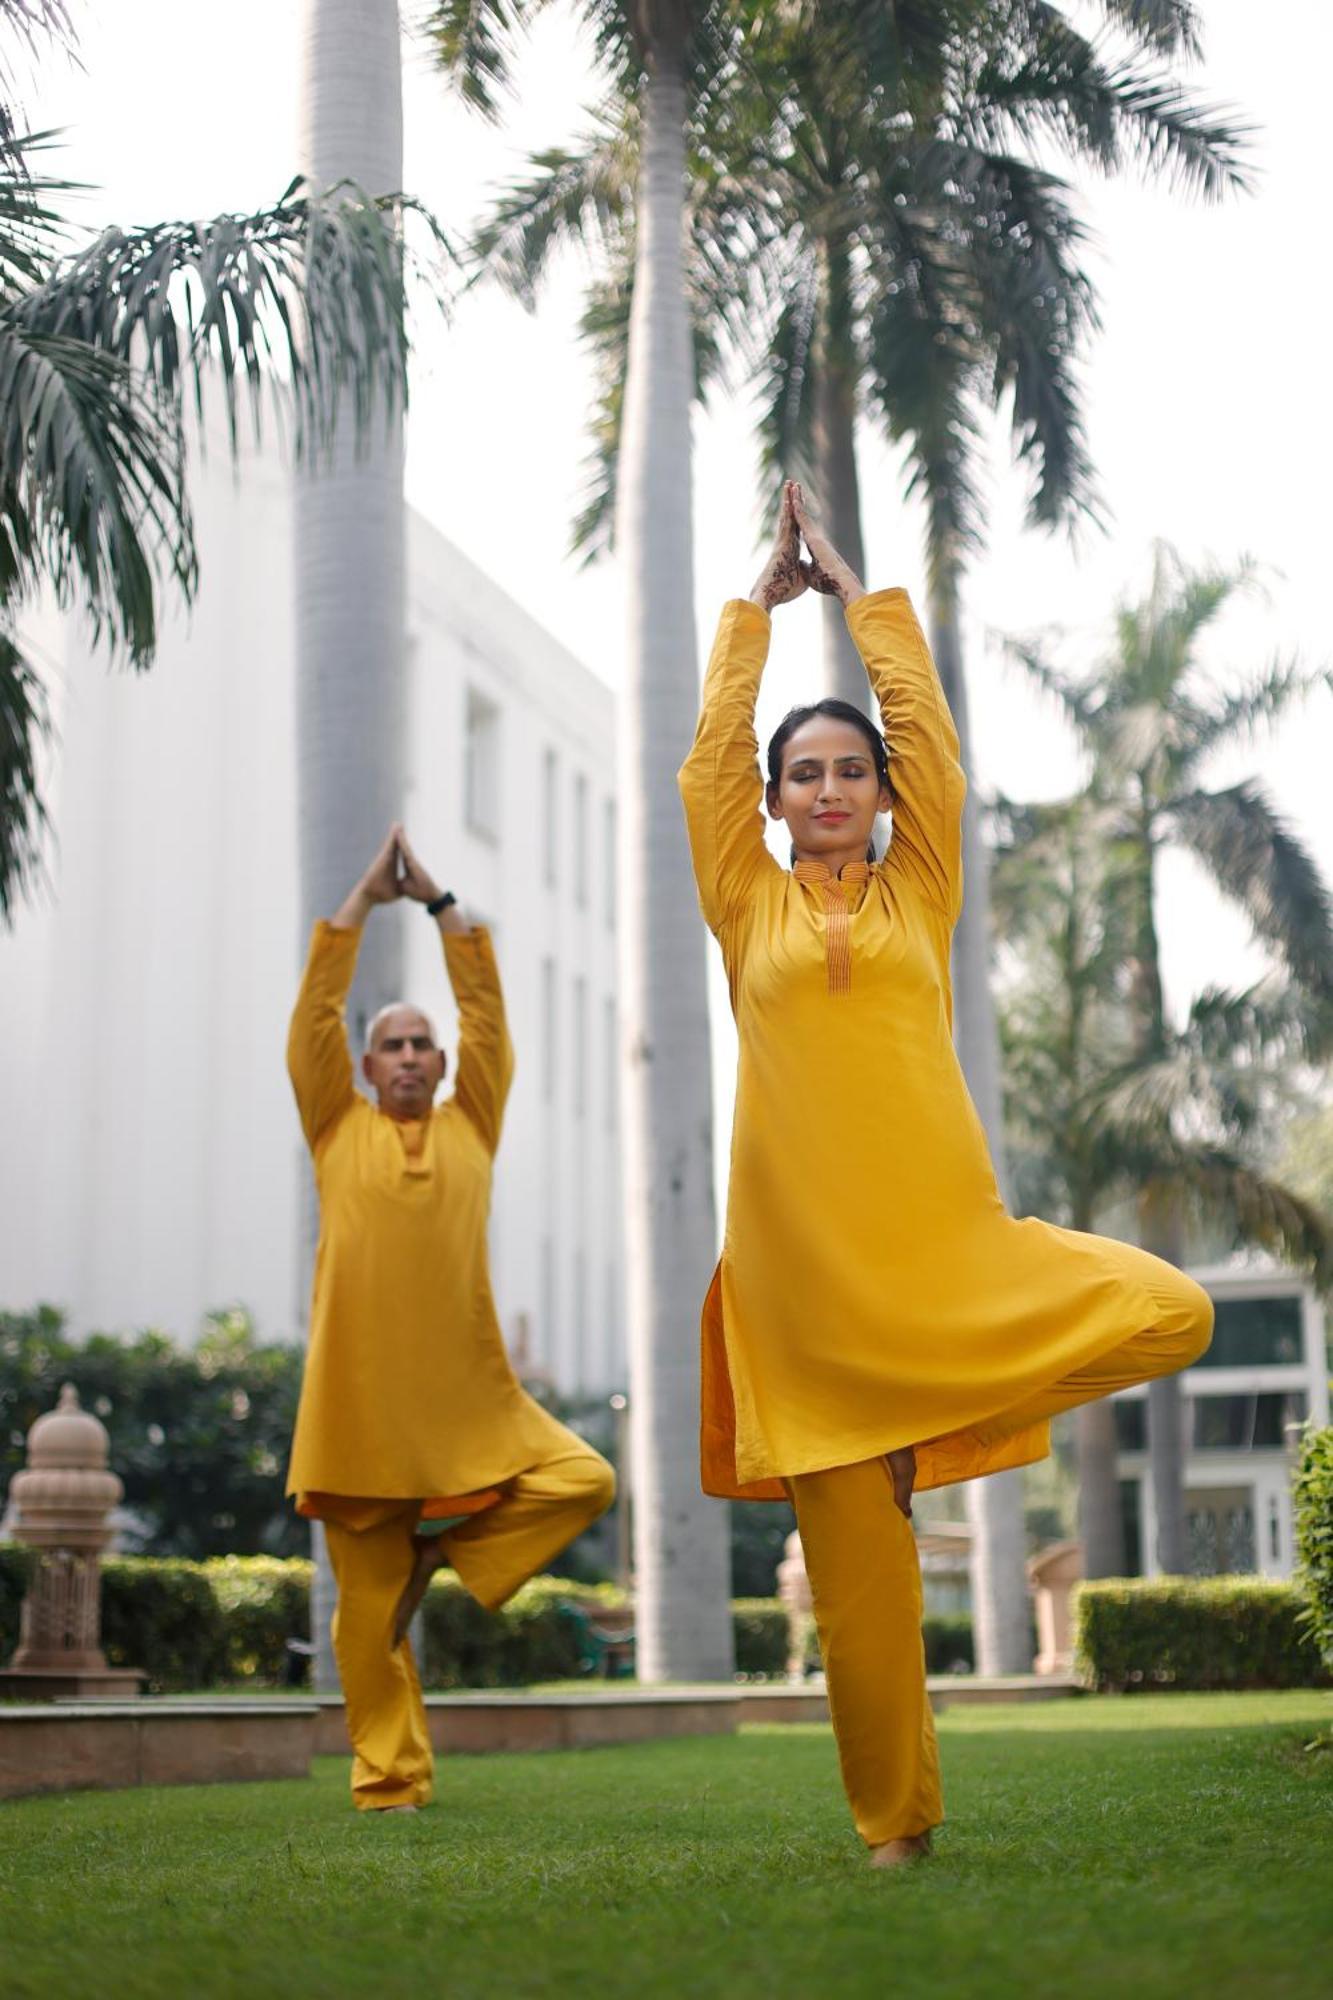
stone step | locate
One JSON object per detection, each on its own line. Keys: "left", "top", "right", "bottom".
{"left": 0, "top": 1701, "right": 318, "bottom": 1801}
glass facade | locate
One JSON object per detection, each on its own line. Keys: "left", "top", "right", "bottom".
{"left": 1196, "top": 1294, "right": 1303, "bottom": 1368}
{"left": 1191, "top": 1390, "right": 1306, "bottom": 1451}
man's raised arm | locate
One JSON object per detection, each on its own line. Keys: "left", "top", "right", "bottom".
{"left": 396, "top": 831, "right": 514, "bottom": 1155}
{"left": 286, "top": 828, "right": 401, "bottom": 1151}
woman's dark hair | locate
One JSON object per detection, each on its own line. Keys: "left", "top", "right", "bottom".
{"left": 766, "top": 699, "right": 891, "bottom": 797}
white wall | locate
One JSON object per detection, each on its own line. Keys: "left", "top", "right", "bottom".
{"left": 0, "top": 443, "right": 624, "bottom": 1395}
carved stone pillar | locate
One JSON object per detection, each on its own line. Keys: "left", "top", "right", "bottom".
{"left": 0, "top": 1383, "right": 143, "bottom": 1698}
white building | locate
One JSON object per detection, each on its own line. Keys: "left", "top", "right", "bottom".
{"left": 1112, "top": 1262, "right": 1328, "bottom": 1579}
{"left": 0, "top": 441, "right": 624, "bottom": 1397}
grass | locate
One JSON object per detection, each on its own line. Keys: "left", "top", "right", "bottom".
{"left": 2, "top": 1692, "right": 1330, "bottom": 2000}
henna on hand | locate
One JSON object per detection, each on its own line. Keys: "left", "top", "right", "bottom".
{"left": 750, "top": 480, "right": 808, "bottom": 611}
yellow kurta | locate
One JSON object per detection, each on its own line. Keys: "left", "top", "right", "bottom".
{"left": 679, "top": 590, "right": 1166, "bottom": 1500}
{"left": 285, "top": 921, "right": 572, "bottom": 1510}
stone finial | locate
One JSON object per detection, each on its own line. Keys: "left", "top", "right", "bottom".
{"left": 8, "top": 1382, "right": 124, "bottom": 1552}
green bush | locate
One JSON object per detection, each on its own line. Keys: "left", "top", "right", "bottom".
{"left": 1293, "top": 1423, "right": 1333, "bottom": 1670}
{"left": 732, "top": 1599, "right": 788, "bottom": 1677}
{"left": 1075, "top": 1576, "right": 1330, "bottom": 1693}
{"left": 101, "top": 1557, "right": 230, "bottom": 1692}
{"left": 204, "top": 1554, "right": 312, "bottom": 1682}
{"left": 923, "top": 1615, "right": 974, "bottom": 1674}
{"left": 0, "top": 1542, "right": 36, "bottom": 1659}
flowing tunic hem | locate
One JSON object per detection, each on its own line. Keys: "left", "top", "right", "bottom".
{"left": 699, "top": 1256, "right": 1159, "bottom": 1499}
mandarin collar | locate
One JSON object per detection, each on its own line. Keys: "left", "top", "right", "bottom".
{"left": 792, "top": 859, "right": 871, "bottom": 886}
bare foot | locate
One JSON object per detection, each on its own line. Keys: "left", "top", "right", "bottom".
{"left": 376, "top": 1803, "right": 420, "bottom": 1815}
{"left": 886, "top": 1446, "right": 916, "bottom": 1520}
{"left": 392, "top": 1537, "right": 448, "bottom": 1649}
{"left": 868, "top": 1833, "right": 931, "bottom": 1869}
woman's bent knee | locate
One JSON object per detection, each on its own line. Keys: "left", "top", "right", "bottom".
{"left": 1156, "top": 1270, "right": 1214, "bottom": 1370}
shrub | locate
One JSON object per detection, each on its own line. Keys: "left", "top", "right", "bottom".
{"left": 1075, "top": 1576, "right": 1330, "bottom": 1693}
{"left": 0, "top": 1542, "right": 36, "bottom": 1659}
{"left": 1293, "top": 1423, "right": 1333, "bottom": 1670}
{"left": 732, "top": 1599, "right": 788, "bottom": 1677}
{"left": 922, "top": 1615, "right": 974, "bottom": 1675}
{"left": 204, "top": 1554, "right": 312, "bottom": 1682}
{"left": 101, "top": 1556, "right": 230, "bottom": 1692}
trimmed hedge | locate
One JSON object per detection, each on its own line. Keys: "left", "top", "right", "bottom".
{"left": 1075, "top": 1576, "right": 1331, "bottom": 1693}
{"left": 1294, "top": 1423, "right": 1333, "bottom": 1670}
{"left": 733, "top": 1599, "right": 788, "bottom": 1677}
{"left": 2, "top": 1546, "right": 979, "bottom": 1688}
{"left": 101, "top": 1557, "right": 231, "bottom": 1692}
{"left": 0, "top": 1542, "right": 36, "bottom": 1658}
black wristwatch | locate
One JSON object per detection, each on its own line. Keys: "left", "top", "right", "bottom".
{"left": 425, "top": 891, "right": 457, "bottom": 917}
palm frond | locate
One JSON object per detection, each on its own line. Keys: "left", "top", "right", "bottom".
{"left": 964, "top": 10, "right": 1252, "bottom": 202}
{"left": 950, "top": 145, "right": 1102, "bottom": 528}
{"left": 1187, "top": 652, "right": 1332, "bottom": 763}
{"left": 419, "top": 0, "right": 536, "bottom": 124}
{"left": 568, "top": 268, "right": 628, "bottom": 566}
{"left": 14, "top": 180, "right": 438, "bottom": 462}
{"left": 0, "top": 623, "right": 49, "bottom": 920}
{"left": 1170, "top": 781, "right": 1333, "bottom": 1004}
{"left": 0, "top": 0, "right": 76, "bottom": 86}
{"left": 0, "top": 129, "right": 72, "bottom": 295}
{"left": 567, "top": 226, "right": 724, "bottom": 567}
{"left": 753, "top": 248, "right": 819, "bottom": 497}
{"left": 999, "top": 630, "right": 1100, "bottom": 732}
{"left": 468, "top": 121, "right": 634, "bottom": 309}
{"left": 1093, "top": 1, "right": 1203, "bottom": 59}
{"left": 863, "top": 204, "right": 986, "bottom": 588}
{"left": 1160, "top": 1143, "right": 1333, "bottom": 1284}
{"left": 0, "top": 318, "right": 192, "bottom": 662}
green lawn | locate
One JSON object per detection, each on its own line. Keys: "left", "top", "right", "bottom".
{"left": 2, "top": 1693, "right": 1330, "bottom": 2000}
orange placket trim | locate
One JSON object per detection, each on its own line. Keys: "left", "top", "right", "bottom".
{"left": 794, "top": 858, "right": 867, "bottom": 997}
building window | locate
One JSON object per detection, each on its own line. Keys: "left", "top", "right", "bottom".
{"left": 573, "top": 773, "right": 589, "bottom": 908}
{"left": 1113, "top": 1400, "right": 1147, "bottom": 1452}
{"left": 541, "top": 956, "right": 557, "bottom": 1103}
{"left": 1191, "top": 1391, "right": 1307, "bottom": 1451}
{"left": 465, "top": 689, "right": 501, "bottom": 840}
{"left": 572, "top": 975, "right": 587, "bottom": 1120}
{"left": 1117, "top": 1478, "right": 1142, "bottom": 1577}
{"left": 1195, "top": 1296, "right": 1303, "bottom": 1369}
{"left": 542, "top": 747, "right": 558, "bottom": 887}
{"left": 603, "top": 798, "right": 616, "bottom": 929}
{"left": 604, "top": 996, "right": 617, "bottom": 1133}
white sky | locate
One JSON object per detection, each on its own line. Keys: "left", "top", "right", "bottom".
{"left": 25, "top": 0, "right": 1333, "bottom": 1026}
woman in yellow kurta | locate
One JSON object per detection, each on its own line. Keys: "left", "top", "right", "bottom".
{"left": 287, "top": 826, "right": 614, "bottom": 1811}
{"left": 679, "top": 485, "right": 1212, "bottom": 1864}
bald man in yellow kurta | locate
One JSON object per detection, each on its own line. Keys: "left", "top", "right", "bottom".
{"left": 286, "top": 826, "right": 614, "bottom": 1812}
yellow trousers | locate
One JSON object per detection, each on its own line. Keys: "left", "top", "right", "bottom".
{"left": 324, "top": 1437, "right": 615, "bottom": 1811}
{"left": 791, "top": 1253, "right": 1212, "bottom": 1847}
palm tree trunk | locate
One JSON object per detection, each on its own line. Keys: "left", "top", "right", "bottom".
{"left": 930, "top": 579, "right": 1031, "bottom": 1675}
{"left": 1069, "top": 1182, "right": 1125, "bottom": 1577}
{"left": 616, "top": 30, "right": 734, "bottom": 1680}
{"left": 1126, "top": 816, "right": 1191, "bottom": 1575}
{"left": 812, "top": 239, "right": 868, "bottom": 710}
{"left": 296, "top": 0, "right": 407, "bottom": 1693}
{"left": 1140, "top": 1191, "right": 1190, "bottom": 1573}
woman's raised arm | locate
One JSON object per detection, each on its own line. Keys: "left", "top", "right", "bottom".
{"left": 792, "top": 487, "right": 964, "bottom": 921}
{"left": 677, "top": 487, "right": 808, "bottom": 933}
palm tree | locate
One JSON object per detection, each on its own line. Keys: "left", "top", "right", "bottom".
{"left": 425, "top": 0, "right": 739, "bottom": 1680}
{"left": 0, "top": 0, "right": 434, "bottom": 922}
{"left": 295, "top": 0, "right": 413, "bottom": 1694}
{"left": 464, "top": 0, "right": 1249, "bottom": 1669}
{"left": 1002, "top": 545, "right": 1333, "bottom": 1571}
{"left": 992, "top": 787, "right": 1332, "bottom": 1574}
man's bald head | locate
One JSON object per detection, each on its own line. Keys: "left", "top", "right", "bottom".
{"left": 361, "top": 1003, "right": 447, "bottom": 1121}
